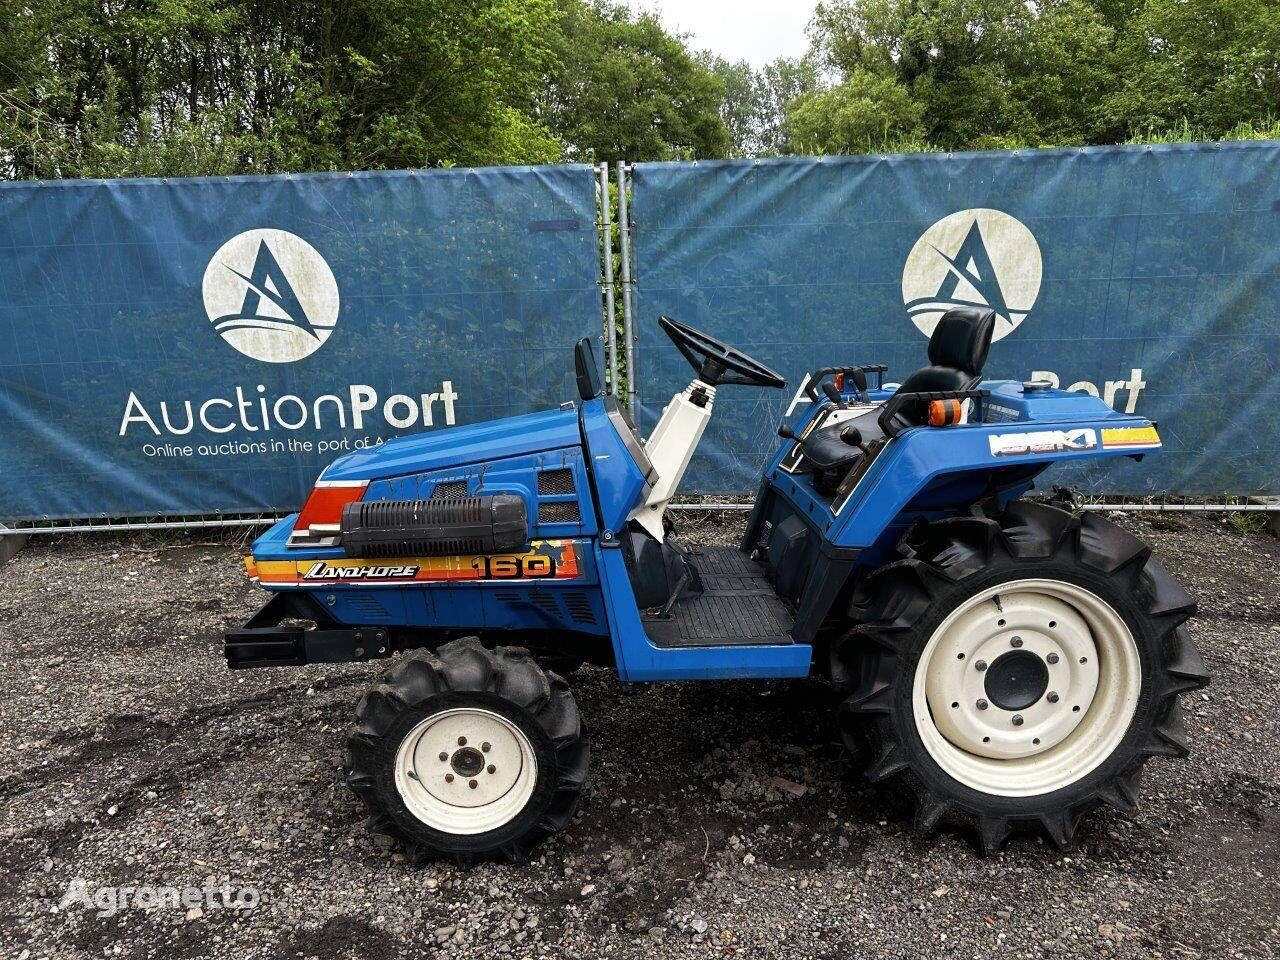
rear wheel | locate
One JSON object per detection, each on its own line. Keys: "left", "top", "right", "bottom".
{"left": 833, "top": 502, "right": 1209, "bottom": 853}
{"left": 347, "top": 638, "right": 588, "bottom": 865}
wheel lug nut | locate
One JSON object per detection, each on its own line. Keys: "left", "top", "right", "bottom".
{"left": 1047, "top": 691, "right": 1060, "bottom": 703}
{"left": 481, "top": 742, "right": 491, "bottom": 753}
{"left": 975, "top": 660, "right": 988, "bottom": 672}
{"left": 976, "top": 699, "right": 989, "bottom": 711}
{"left": 469, "top": 779, "right": 478, "bottom": 789}
{"left": 438, "top": 751, "right": 448, "bottom": 761}
{"left": 457, "top": 736, "right": 467, "bottom": 746}
{"left": 1010, "top": 636, "right": 1023, "bottom": 648}
{"left": 1012, "top": 714, "right": 1024, "bottom": 726}
{"left": 487, "top": 764, "right": 496, "bottom": 774}
{"left": 445, "top": 773, "right": 454, "bottom": 783}
{"left": 1047, "top": 653, "right": 1059, "bottom": 664}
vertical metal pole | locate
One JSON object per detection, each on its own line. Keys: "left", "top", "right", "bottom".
{"left": 598, "top": 162, "right": 618, "bottom": 394}
{"left": 615, "top": 160, "right": 636, "bottom": 417}
{"left": 0, "top": 525, "right": 27, "bottom": 566}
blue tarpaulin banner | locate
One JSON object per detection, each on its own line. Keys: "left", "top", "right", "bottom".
{"left": 630, "top": 143, "right": 1280, "bottom": 495}
{"left": 0, "top": 166, "right": 601, "bottom": 521}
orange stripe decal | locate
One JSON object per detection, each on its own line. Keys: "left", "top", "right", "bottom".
{"left": 1101, "top": 426, "right": 1161, "bottom": 449}
{"left": 252, "top": 539, "right": 582, "bottom": 586}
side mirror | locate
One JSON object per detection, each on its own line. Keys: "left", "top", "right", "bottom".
{"left": 575, "top": 338, "right": 603, "bottom": 401}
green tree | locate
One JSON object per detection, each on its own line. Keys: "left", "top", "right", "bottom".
{"left": 542, "top": 0, "right": 730, "bottom": 162}
{"left": 1010, "top": 0, "right": 1117, "bottom": 145}
{"left": 701, "top": 55, "right": 821, "bottom": 157}
{"left": 806, "top": 0, "right": 1119, "bottom": 149}
{"left": 757, "top": 57, "right": 821, "bottom": 155}
{"left": 1101, "top": 0, "right": 1280, "bottom": 138}
{"left": 309, "top": 0, "right": 564, "bottom": 169}
{"left": 0, "top": 0, "right": 564, "bottom": 178}
{"left": 788, "top": 67, "right": 925, "bottom": 153}
{"left": 7, "top": 0, "right": 1280, "bottom": 176}
{"left": 701, "top": 56, "right": 763, "bottom": 157}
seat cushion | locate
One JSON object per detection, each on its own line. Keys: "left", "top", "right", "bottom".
{"left": 796, "top": 407, "right": 884, "bottom": 471}
{"left": 891, "top": 365, "right": 977, "bottom": 426}
{"left": 895, "top": 364, "right": 973, "bottom": 395}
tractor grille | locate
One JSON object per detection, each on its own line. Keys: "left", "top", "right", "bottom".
{"left": 538, "top": 501, "right": 581, "bottom": 524}
{"left": 562, "top": 592, "right": 597, "bottom": 625}
{"left": 537, "top": 468, "right": 576, "bottom": 495}
{"left": 345, "top": 595, "right": 391, "bottom": 621}
{"left": 495, "top": 590, "right": 596, "bottom": 625}
{"left": 431, "top": 479, "right": 469, "bottom": 499}
{"left": 496, "top": 590, "right": 560, "bottom": 620}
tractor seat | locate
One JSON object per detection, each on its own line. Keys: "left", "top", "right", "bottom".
{"left": 894, "top": 306, "right": 996, "bottom": 414}
{"left": 795, "top": 307, "right": 996, "bottom": 475}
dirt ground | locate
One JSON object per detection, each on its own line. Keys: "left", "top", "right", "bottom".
{"left": 0, "top": 510, "right": 1277, "bottom": 960}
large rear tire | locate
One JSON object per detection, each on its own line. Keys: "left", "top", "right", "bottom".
{"left": 347, "top": 637, "right": 588, "bottom": 865}
{"left": 833, "top": 502, "right": 1209, "bottom": 853}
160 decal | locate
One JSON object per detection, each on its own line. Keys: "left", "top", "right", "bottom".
{"left": 469, "top": 554, "right": 558, "bottom": 579}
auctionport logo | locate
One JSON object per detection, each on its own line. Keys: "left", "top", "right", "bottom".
{"left": 203, "top": 229, "right": 340, "bottom": 363}
{"left": 119, "top": 227, "right": 461, "bottom": 445}
{"left": 901, "top": 208, "right": 1042, "bottom": 342}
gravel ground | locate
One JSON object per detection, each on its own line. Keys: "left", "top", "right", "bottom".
{"left": 1, "top": 510, "right": 1278, "bottom": 960}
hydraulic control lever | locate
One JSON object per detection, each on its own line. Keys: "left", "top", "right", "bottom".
{"left": 803, "top": 363, "right": 888, "bottom": 404}
{"left": 821, "top": 381, "right": 846, "bottom": 409}
{"left": 839, "top": 426, "right": 874, "bottom": 455}
{"left": 848, "top": 367, "right": 869, "bottom": 398}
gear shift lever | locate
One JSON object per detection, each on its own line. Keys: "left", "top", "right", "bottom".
{"left": 840, "top": 426, "right": 873, "bottom": 454}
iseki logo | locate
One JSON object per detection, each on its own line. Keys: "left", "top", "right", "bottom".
{"left": 988, "top": 428, "right": 1098, "bottom": 458}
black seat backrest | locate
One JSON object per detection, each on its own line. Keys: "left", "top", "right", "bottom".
{"left": 894, "top": 307, "right": 996, "bottom": 422}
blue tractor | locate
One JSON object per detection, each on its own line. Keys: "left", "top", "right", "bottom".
{"left": 227, "top": 308, "right": 1208, "bottom": 862}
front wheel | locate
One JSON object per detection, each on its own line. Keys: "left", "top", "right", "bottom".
{"left": 834, "top": 502, "right": 1209, "bottom": 853}
{"left": 346, "top": 638, "right": 589, "bottom": 865}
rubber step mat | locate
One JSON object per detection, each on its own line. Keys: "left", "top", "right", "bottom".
{"left": 642, "top": 546, "right": 795, "bottom": 648}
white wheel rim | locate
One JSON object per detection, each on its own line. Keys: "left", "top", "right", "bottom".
{"left": 912, "top": 579, "right": 1141, "bottom": 797}
{"left": 393, "top": 707, "right": 538, "bottom": 835}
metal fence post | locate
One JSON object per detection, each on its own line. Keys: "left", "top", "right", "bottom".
{"left": 615, "top": 161, "right": 636, "bottom": 417}
{"left": 0, "top": 525, "right": 28, "bottom": 566}
{"left": 597, "top": 162, "right": 618, "bottom": 394}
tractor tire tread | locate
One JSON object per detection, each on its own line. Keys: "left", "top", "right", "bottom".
{"left": 834, "top": 502, "right": 1208, "bottom": 855}
{"left": 347, "top": 638, "right": 588, "bottom": 867}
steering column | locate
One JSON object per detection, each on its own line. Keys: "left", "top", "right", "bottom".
{"left": 630, "top": 317, "right": 785, "bottom": 541}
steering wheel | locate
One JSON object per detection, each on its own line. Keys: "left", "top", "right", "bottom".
{"left": 658, "top": 315, "right": 786, "bottom": 389}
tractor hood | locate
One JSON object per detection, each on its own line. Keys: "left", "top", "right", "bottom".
{"left": 320, "top": 406, "right": 582, "bottom": 482}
